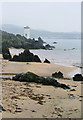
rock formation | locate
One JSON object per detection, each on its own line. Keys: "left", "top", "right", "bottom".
{"left": 52, "top": 71, "right": 63, "bottom": 78}
{"left": 12, "top": 72, "right": 70, "bottom": 89}
{"left": 44, "top": 58, "right": 50, "bottom": 63}
{"left": 10, "top": 49, "right": 41, "bottom": 62}
{"left": 73, "top": 74, "right": 83, "bottom": 81}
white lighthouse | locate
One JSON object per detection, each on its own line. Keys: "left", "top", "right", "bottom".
{"left": 24, "top": 26, "right": 30, "bottom": 39}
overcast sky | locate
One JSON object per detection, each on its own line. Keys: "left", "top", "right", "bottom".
{"left": 2, "top": 2, "right": 81, "bottom": 32}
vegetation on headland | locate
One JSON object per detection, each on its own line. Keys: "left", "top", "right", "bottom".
{"left": 0, "top": 30, "right": 55, "bottom": 53}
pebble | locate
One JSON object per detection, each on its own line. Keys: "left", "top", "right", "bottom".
{"left": 37, "top": 101, "right": 43, "bottom": 105}
{"left": 31, "top": 110, "right": 36, "bottom": 112}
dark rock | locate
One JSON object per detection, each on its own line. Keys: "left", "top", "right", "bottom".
{"left": 42, "top": 77, "right": 57, "bottom": 85}
{"left": 31, "top": 110, "right": 36, "bottom": 112}
{"left": 70, "top": 89, "right": 76, "bottom": 91}
{"left": 34, "top": 55, "right": 41, "bottom": 62}
{"left": 52, "top": 71, "right": 63, "bottom": 78}
{"left": 12, "top": 72, "right": 70, "bottom": 89}
{"left": 55, "top": 83, "right": 70, "bottom": 89}
{"left": 37, "top": 101, "right": 44, "bottom": 105}
{"left": 38, "top": 37, "right": 45, "bottom": 43}
{"left": 2, "top": 47, "right": 12, "bottom": 60}
{"left": 45, "top": 44, "right": 55, "bottom": 50}
{"left": 44, "top": 58, "right": 50, "bottom": 63}
{"left": 64, "top": 49, "right": 66, "bottom": 51}
{"left": 0, "top": 105, "right": 6, "bottom": 111}
{"left": 72, "top": 85, "right": 77, "bottom": 87}
{"left": 5, "top": 77, "right": 11, "bottom": 80}
{"left": 73, "top": 74, "right": 83, "bottom": 81}
{"left": 72, "top": 48, "right": 75, "bottom": 50}
{"left": 13, "top": 72, "right": 39, "bottom": 82}
{"left": 10, "top": 49, "right": 41, "bottom": 62}
{"left": 53, "top": 42, "right": 57, "bottom": 44}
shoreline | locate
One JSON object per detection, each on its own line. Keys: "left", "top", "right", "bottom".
{"left": 0, "top": 53, "right": 81, "bottom": 79}
{"left": 9, "top": 47, "right": 81, "bottom": 68}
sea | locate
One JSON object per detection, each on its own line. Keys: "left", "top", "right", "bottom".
{"left": 10, "top": 38, "right": 81, "bottom": 68}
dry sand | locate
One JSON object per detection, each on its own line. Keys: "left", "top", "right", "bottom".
{"left": 0, "top": 58, "right": 82, "bottom": 118}
{"left": 2, "top": 78, "right": 81, "bottom": 118}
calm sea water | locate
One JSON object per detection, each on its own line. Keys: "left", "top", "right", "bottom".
{"left": 31, "top": 39, "right": 81, "bottom": 66}
{"left": 10, "top": 38, "right": 81, "bottom": 67}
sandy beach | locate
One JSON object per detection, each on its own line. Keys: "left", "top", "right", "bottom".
{"left": 0, "top": 56, "right": 82, "bottom": 118}
{"left": 2, "top": 78, "right": 81, "bottom": 118}
{"left": 1, "top": 2, "right": 82, "bottom": 118}
{"left": 1, "top": 59, "right": 78, "bottom": 78}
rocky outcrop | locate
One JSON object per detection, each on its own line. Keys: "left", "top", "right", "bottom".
{"left": 12, "top": 72, "right": 70, "bottom": 89}
{"left": 2, "top": 47, "right": 12, "bottom": 60}
{"left": 45, "top": 44, "right": 55, "bottom": 50}
{"left": 52, "top": 71, "right": 63, "bottom": 78}
{"left": 44, "top": 58, "right": 50, "bottom": 63}
{"left": 73, "top": 74, "right": 83, "bottom": 81}
{"left": 10, "top": 49, "right": 41, "bottom": 62}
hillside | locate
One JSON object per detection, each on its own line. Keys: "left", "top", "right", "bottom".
{"left": 0, "top": 30, "right": 54, "bottom": 53}
{"left": 0, "top": 24, "right": 81, "bottom": 39}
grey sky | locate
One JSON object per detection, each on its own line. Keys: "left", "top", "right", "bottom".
{"left": 2, "top": 2, "right": 81, "bottom": 32}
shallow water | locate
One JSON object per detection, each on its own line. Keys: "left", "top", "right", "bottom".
{"left": 9, "top": 38, "right": 81, "bottom": 67}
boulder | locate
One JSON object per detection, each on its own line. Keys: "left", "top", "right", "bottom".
{"left": 73, "top": 74, "right": 83, "bottom": 81}
{"left": 53, "top": 42, "right": 57, "bottom": 44}
{"left": 44, "top": 58, "right": 50, "bottom": 63}
{"left": 10, "top": 49, "right": 41, "bottom": 62}
{"left": 0, "top": 105, "right": 6, "bottom": 111}
{"left": 12, "top": 72, "right": 70, "bottom": 89}
{"left": 52, "top": 71, "right": 63, "bottom": 78}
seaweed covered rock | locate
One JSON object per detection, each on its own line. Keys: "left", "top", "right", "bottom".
{"left": 73, "top": 74, "right": 83, "bottom": 81}
{"left": 52, "top": 71, "right": 63, "bottom": 78}
{"left": 10, "top": 49, "right": 41, "bottom": 62}
{"left": 42, "top": 77, "right": 57, "bottom": 85}
{"left": 12, "top": 72, "right": 70, "bottom": 89}
{"left": 44, "top": 58, "right": 50, "bottom": 63}
{"left": 2, "top": 47, "right": 12, "bottom": 60}
{"left": 13, "top": 72, "right": 40, "bottom": 82}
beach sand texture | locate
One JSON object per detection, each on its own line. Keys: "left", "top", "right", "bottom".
{"left": 0, "top": 58, "right": 82, "bottom": 118}
{"left": 2, "top": 79, "right": 81, "bottom": 118}
{"left": 2, "top": 60, "right": 77, "bottom": 78}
